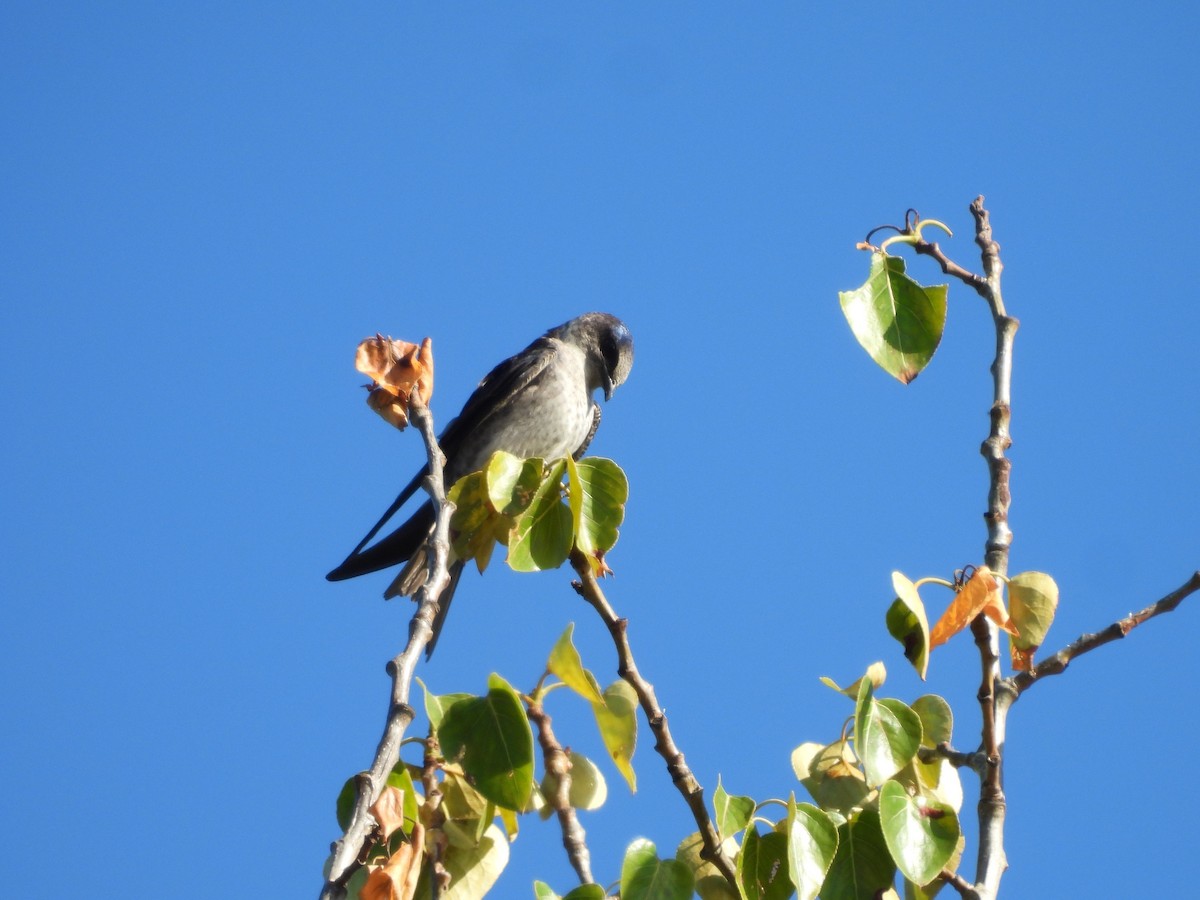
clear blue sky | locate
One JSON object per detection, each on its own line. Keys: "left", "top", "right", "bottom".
{"left": 4, "top": 3, "right": 1197, "bottom": 897}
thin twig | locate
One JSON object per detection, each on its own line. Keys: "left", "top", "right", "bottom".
{"left": 527, "top": 697, "right": 594, "bottom": 884}
{"left": 917, "top": 742, "right": 985, "bottom": 775}
{"left": 569, "top": 552, "right": 739, "bottom": 888}
{"left": 320, "top": 393, "right": 455, "bottom": 899}
{"left": 1010, "top": 571, "right": 1200, "bottom": 695}
{"left": 421, "top": 731, "right": 450, "bottom": 897}
{"left": 966, "top": 196, "right": 1016, "bottom": 900}
{"left": 940, "top": 868, "right": 979, "bottom": 899}
{"left": 915, "top": 198, "right": 1015, "bottom": 899}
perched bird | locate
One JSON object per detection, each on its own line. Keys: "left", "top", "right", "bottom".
{"left": 327, "top": 312, "right": 634, "bottom": 655}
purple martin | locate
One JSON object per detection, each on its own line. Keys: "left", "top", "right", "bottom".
{"left": 327, "top": 312, "right": 634, "bottom": 656}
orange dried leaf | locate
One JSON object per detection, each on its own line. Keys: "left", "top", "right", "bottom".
{"left": 369, "top": 786, "right": 408, "bottom": 840}
{"left": 360, "top": 822, "right": 424, "bottom": 900}
{"left": 1010, "top": 643, "right": 1036, "bottom": 672}
{"left": 929, "top": 567, "right": 1011, "bottom": 648}
{"left": 356, "top": 335, "right": 435, "bottom": 430}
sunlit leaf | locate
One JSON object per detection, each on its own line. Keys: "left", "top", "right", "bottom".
{"left": 484, "top": 450, "right": 544, "bottom": 516}
{"left": 567, "top": 456, "right": 628, "bottom": 574}
{"left": 879, "top": 780, "right": 961, "bottom": 887}
{"left": 622, "top": 838, "right": 694, "bottom": 900}
{"left": 675, "top": 833, "right": 740, "bottom": 900}
{"left": 547, "top": 623, "right": 605, "bottom": 704}
{"left": 508, "top": 460, "right": 572, "bottom": 571}
{"left": 793, "top": 740, "right": 870, "bottom": 813}
{"left": 820, "top": 661, "right": 887, "bottom": 698}
{"left": 839, "top": 251, "right": 947, "bottom": 384}
{"left": 855, "top": 680, "right": 922, "bottom": 785}
{"left": 436, "top": 674, "right": 534, "bottom": 811}
{"left": 713, "top": 776, "right": 755, "bottom": 838}
{"left": 787, "top": 795, "right": 838, "bottom": 900}
{"left": 822, "top": 809, "right": 896, "bottom": 900}
{"left": 541, "top": 751, "right": 608, "bottom": 812}
{"left": 887, "top": 572, "right": 931, "bottom": 680}
{"left": 593, "top": 680, "right": 638, "bottom": 792}
{"left": 910, "top": 695, "right": 953, "bottom": 748}
{"left": 738, "top": 827, "right": 793, "bottom": 900}
{"left": 414, "top": 822, "right": 509, "bottom": 900}
{"left": 1008, "top": 571, "right": 1060, "bottom": 670}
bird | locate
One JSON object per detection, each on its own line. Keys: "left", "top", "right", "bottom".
{"left": 327, "top": 312, "right": 634, "bottom": 656}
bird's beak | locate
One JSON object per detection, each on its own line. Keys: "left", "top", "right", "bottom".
{"left": 603, "top": 375, "right": 615, "bottom": 401}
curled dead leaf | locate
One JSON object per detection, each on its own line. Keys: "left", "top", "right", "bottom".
{"left": 1010, "top": 643, "right": 1036, "bottom": 672}
{"left": 356, "top": 335, "right": 434, "bottom": 430}
{"left": 369, "top": 786, "right": 408, "bottom": 840}
{"left": 929, "top": 567, "right": 1017, "bottom": 649}
{"left": 360, "top": 821, "right": 425, "bottom": 900}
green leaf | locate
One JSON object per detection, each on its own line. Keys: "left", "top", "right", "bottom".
{"left": 879, "top": 780, "right": 961, "bottom": 887}
{"left": 887, "top": 572, "right": 931, "bottom": 680}
{"left": 562, "top": 886, "right": 608, "bottom": 900}
{"left": 621, "top": 838, "right": 695, "bottom": 900}
{"left": 737, "top": 827, "right": 793, "bottom": 900}
{"left": 1008, "top": 571, "right": 1059, "bottom": 650}
{"left": 910, "top": 695, "right": 953, "bottom": 748}
{"left": 436, "top": 673, "right": 534, "bottom": 811}
{"left": 485, "top": 450, "right": 544, "bottom": 516}
{"left": 821, "top": 809, "right": 896, "bottom": 900}
{"left": 416, "top": 822, "right": 510, "bottom": 900}
{"left": 420, "top": 678, "right": 474, "bottom": 730}
{"left": 541, "top": 750, "right": 608, "bottom": 812}
{"left": 447, "top": 470, "right": 491, "bottom": 569}
{"left": 567, "top": 456, "right": 629, "bottom": 568}
{"left": 547, "top": 623, "right": 605, "bottom": 705}
{"left": 675, "top": 832, "right": 741, "bottom": 900}
{"left": 335, "top": 775, "right": 357, "bottom": 833}
{"left": 713, "top": 776, "right": 755, "bottom": 838}
{"left": 855, "top": 680, "right": 922, "bottom": 785}
{"left": 787, "top": 795, "right": 838, "bottom": 900}
{"left": 533, "top": 881, "right": 607, "bottom": 900}
{"left": 819, "top": 661, "right": 887, "bottom": 698}
{"left": 508, "top": 459, "right": 573, "bottom": 571}
{"left": 792, "top": 740, "right": 870, "bottom": 813}
{"left": 593, "top": 680, "right": 638, "bottom": 792}
{"left": 839, "top": 251, "right": 948, "bottom": 384}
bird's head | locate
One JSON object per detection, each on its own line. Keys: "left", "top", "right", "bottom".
{"left": 559, "top": 312, "right": 634, "bottom": 401}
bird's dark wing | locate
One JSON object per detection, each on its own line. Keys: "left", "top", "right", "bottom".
{"left": 326, "top": 334, "right": 561, "bottom": 582}
{"left": 434, "top": 334, "right": 560, "bottom": 463}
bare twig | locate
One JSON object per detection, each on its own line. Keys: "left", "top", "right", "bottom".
{"left": 569, "top": 552, "right": 739, "bottom": 888}
{"left": 526, "top": 696, "right": 594, "bottom": 884}
{"left": 915, "top": 198, "right": 1016, "bottom": 899}
{"left": 1010, "top": 571, "right": 1200, "bottom": 695}
{"left": 917, "top": 742, "right": 985, "bottom": 775}
{"left": 940, "top": 868, "right": 979, "bottom": 899}
{"left": 421, "top": 731, "right": 450, "bottom": 897}
{"left": 320, "top": 393, "right": 455, "bottom": 899}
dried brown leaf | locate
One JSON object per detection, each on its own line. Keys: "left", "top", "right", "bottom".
{"left": 369, "top": 786, "right": 408, "bottom": 840}
{"left": 361, "top": 822, "right": 425, "bottom": 900}
{"left": 929, "top": 567, "right": 1016, "bottom": 648}
{"left": 356, "top": 335, "right": 435, "bottom": 430}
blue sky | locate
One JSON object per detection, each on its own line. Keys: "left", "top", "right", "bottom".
{"left": 4, "top": 3, "right": 1198, "bottom": 897}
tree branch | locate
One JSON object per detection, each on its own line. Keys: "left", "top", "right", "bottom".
{"left": 917, "top": 742, "right": 985, "bottom": 775}
{"left": 320, "top": 393, "right": 455, "bottom": 899}
{"left": 526, "top": 696, "right": 594, "bottom": 885}
{"left": 1009, "top": 571, "right": 1200, "bottom": 695}
{"left": 569, "top": 552, "right": 739, "bottom": 888}
{"left": 940, "top": 868, "right": 979, "bottom": 899}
